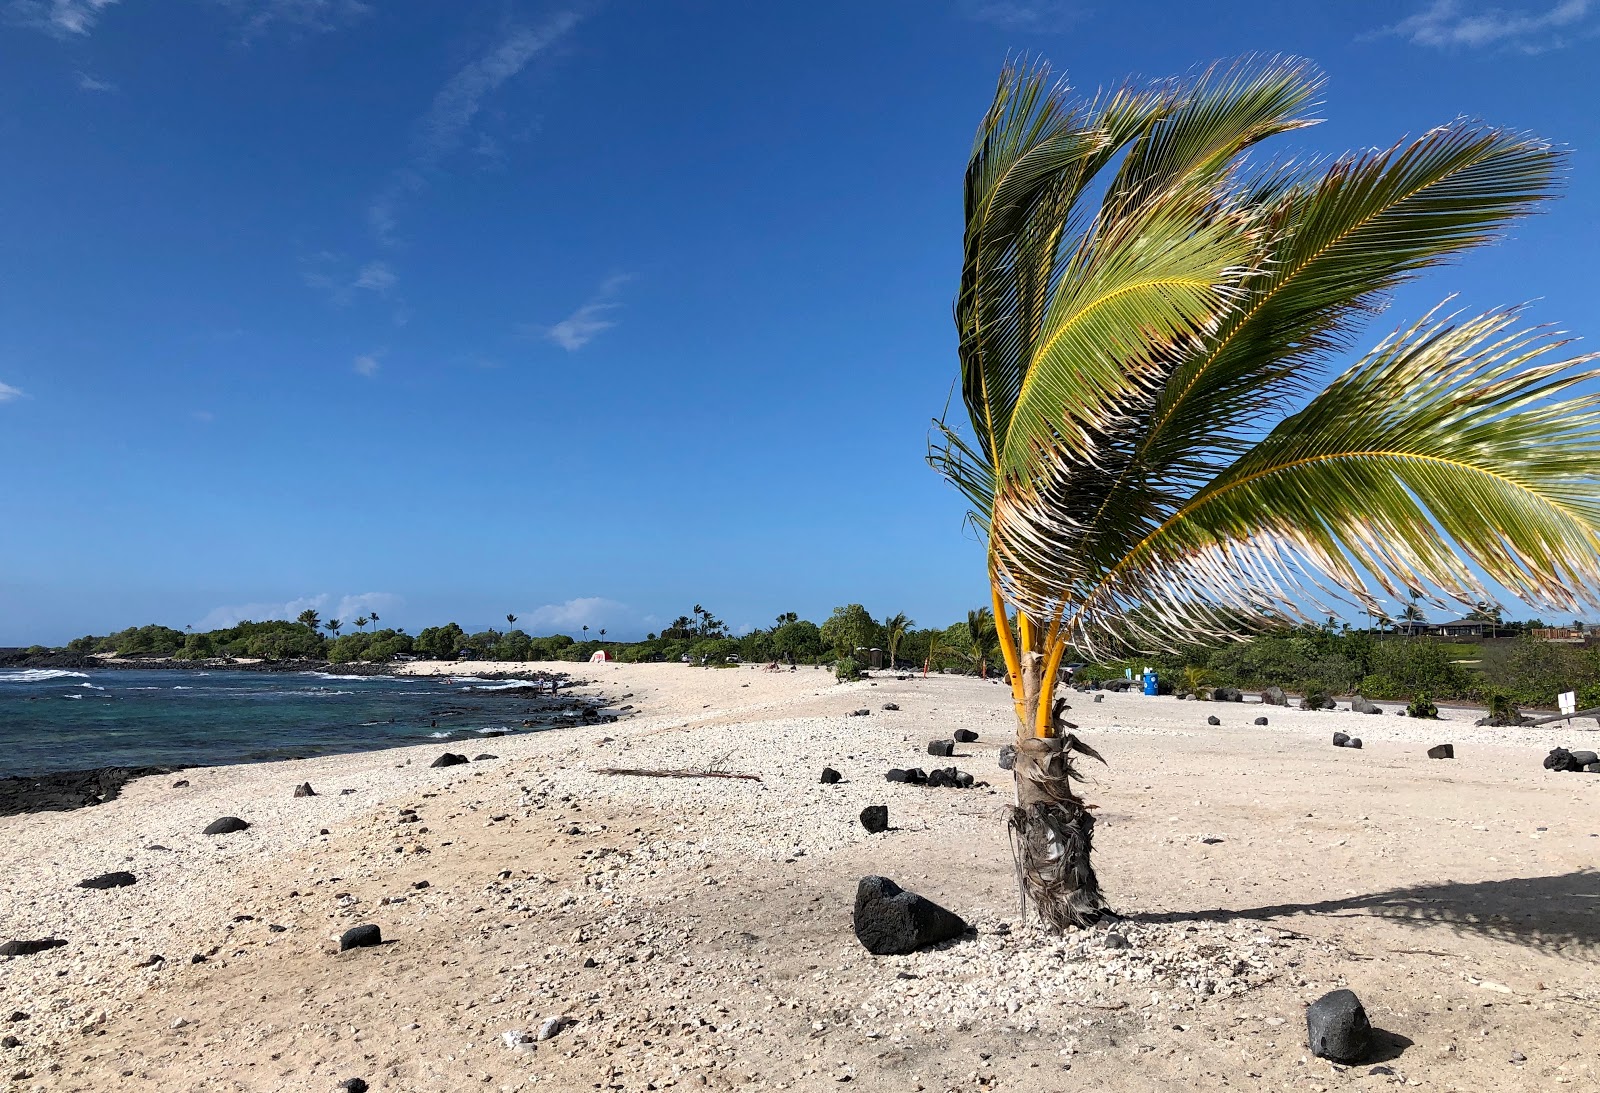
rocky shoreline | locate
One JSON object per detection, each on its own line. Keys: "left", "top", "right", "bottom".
{"left": 0, "top": 765, "right": 178, "bottom": 818}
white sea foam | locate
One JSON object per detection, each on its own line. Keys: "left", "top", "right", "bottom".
{"left": 63, "top": 693, "right": 82, "bottom": 699}
{"left": 461, "top": 680, "right": 540, "bottom": 691}
{"left": 427, "top": 731, "right": 453, "bottom": 739}
{"left": 79, "top": 682, "right": 106, "bottom": 689}
{"left": 304, "top": 673, "right": 386, "bottom": 682}
{"left": 172, "top": 686, "right": 192, "bottom": 690}
{"left": 0, "top": 669, "right": 90, "bottom": 683}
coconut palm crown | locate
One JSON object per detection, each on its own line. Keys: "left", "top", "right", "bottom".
{"left": 931, "top": 56, "right": 1600, "bottom": 929}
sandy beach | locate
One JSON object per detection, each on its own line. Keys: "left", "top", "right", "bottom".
{"left": 2, "top": 662, "right": 1597, "bottom": 1092}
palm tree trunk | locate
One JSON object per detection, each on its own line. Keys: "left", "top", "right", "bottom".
{"left": 998, "top": 593, "right": 1110, "bottom": 931}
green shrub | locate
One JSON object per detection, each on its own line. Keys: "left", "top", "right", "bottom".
{"left": 1407, "top": 692, "right": 1439, "bottom": 719}
{"left": 835, "top": 657, "right": 862, "bottom": 682}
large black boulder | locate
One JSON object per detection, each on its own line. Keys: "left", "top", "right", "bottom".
{"left": 339, "top": 924, "right": 382, "bottom": 952}
{"left": 884, "top": 769, "right": 908, "bottom": 783}
{"left": 430, "top": 753, "right": 470, "bottom": 768}
{"left": 852, "top": 875, "right": 967, "bottom": 956}
{"left": 820, "top": 767, "right": 842, "bottom": 785}
{"left": 859, "top": 805, "right": 889, "bottom": 834}
{"left": 1570, "top": 750, "right": 1599, "bottom": 767}
{"left": 952, "top": 729, "right": 978, "bottom": 743}
{"left": 1306, "top": 988, "right": 1372, "bottom": 1063}
{"left": 927, "top": 740, "right": 955, "bottom": 757}
{"left": 1427, "top": 744, "right": 1454, "bottom": 760}
{"left": 77, "top": 872, "right": 136, "bottom": 890}
{"left": 1351, "top": 695, "right": 1383, "bottom": 715}
{"left": 203, "top": 816, "right": 250, "bottom": 835}
{"left": 1544, "top": 747, "right": 1580, "bottom": 772}
{"left": 1261, "top": 686, "right": 1288, "bottom": 706}
{"left": 1213, "top": 686, "right": 1243, "bottom": 702}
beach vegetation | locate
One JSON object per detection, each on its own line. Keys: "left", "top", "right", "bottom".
{"left": 930, "top": 57, "right": 1600, "bottom": 929}
{"left": 835, "top": 656, "right": 863, "bottom": 682}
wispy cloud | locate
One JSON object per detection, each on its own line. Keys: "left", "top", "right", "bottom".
{"left": 1384, "top": 0, "right": 1594, "bottom": 50}
{"left": 955, "top": 0, "right": 1083, "bottom": 30}
{"left": 521, "top": 597, "right": 628, "bottom": 633}
{"left": 352, "top": 352, "right": 381, "bottom": 378}
{"left": 6, "top": 0, "right": 119, "bottom": 38}
{"left": 76, "top": 71, "right": 116, "bottom": 92}
{"left": 0, "top": 381, "right": 23, "bottom": 403}
{"left": 364, "top": 10, "right": 583, "bottom": 247}
{"left": 301, "top": 254, "right": 398, "bottom": 306}
{"left": 215, "top": 0, "right": 372, "bottom": 41}
{"left": 194, "top": 591, "right": 403, "bottom": 631}
{"left": 534, "top": 273, "right": 633, "bottom": 351}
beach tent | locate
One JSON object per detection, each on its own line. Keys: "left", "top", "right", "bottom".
{"left": 589, "top": 649, "right": 613, "bottom": 662}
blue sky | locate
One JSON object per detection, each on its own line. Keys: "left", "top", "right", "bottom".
{"left": 1, "top": 0, "right": 1597, "bottom": 644}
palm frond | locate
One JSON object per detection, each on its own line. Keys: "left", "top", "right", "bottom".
{"left": 995, "top": 307, "right": 1600, "bottom": 655}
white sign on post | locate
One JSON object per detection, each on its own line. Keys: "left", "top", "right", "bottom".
{"left": 1559, "top": 690, "right": 1577, "bottom": 717}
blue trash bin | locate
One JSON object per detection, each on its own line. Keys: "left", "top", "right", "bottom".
{"left": 1143, "top": 669, "right": 1158, "bottom": 696}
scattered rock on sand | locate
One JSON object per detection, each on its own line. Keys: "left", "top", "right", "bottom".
{"left": 998, "top": 745, "right": 1016, "bottom": 771}
{"left": 882, "top": 703, "right": 899, "bottom": 711}
{"left": 0, "top": 938, "right": 66, "bottom": 957}
{"left": 1093, "top": 694, "right": 1104, "bottom": 703}
{"left": 953, "top": 729, "right": 978, "bottom": 743}
{"left": 1262, "top": 686, "right": 1288, "bottom": 706}
{"left": 430, "top": 753, "right": 470, "bottom": 768}
{"left": 1544, "top": 747, "right": 1594, "bottom": 772}
{"left": 927, "top": 740, "right": 955, "bottom": 757}
{"left": 860, "top": 805, "right": 889, "bottom": 834}
{"left": 852, "top": 875, "right": 967, "bottom": 956}
{"left": 1427, "top": 744, "right": 1455, "bottom": 760}
{"left": 1306, "top": 988, "right": 1372, "bottom": 1063}
{"left": 293, "top": 782, "right": 315, "bottom": 798}
{"left": 1103, "top": 931, "right": 1131, "bottom": 950}
{"left": 338, "top": 1080, "right": 369, "bottom": 1093}
{"left": 536, "top": 1016, "right": 571, "bottom": 1041}
{"left": 339, "top": 925, "right": 382, "bottom": 952}
{"left": 1351, "top": 695, "right": 1382, "bottom": 715}
{"left": 1213, "top": 686, "right": 1243, "bottom": 702}
{"left": 202, "top": 816, "right": 250, "bottom": 835}
{"left": 77, "top": 871, "right": 136, "bottom": 890}
{"left": 1254, "top": 716, "right": 1269, "bottom": 726}
{"left": 820, "top": 767, "right": 842, "bottom": 784}
{"left": 884, "top": 769, "right": 908, "bottom": 783}
{"left": 1206, "top": 715, "right": 1221, "bottom": 726}
{"left": 473, "top": 753, "right": 498, "bottom": 761}
{"left": 172, "top": 779, "right": 189, "bottom": 788}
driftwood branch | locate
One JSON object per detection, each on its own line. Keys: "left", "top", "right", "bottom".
{"left": 592, "top": 767, "right": 762, "bottom": 783}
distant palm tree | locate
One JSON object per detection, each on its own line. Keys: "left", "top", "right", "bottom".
{"left": 599, "top": 628, "right": 607, "bottom": 641}
{"left": 296, "top": 609, "right": 321, "bottom": 632}
{"left": 368, "top": 611, "right": 380, "bottom": 626}
{"left": 506, "top": 613, "right": 518, "bottom": 631}
{"left": 354, "top": 616, "right": 369, "bottom": 632}
{"left": 884, "top": 612, "right": 914, "bottom": 669}
{"left": 582, "top": 624, "right": 589, "bottom": 641}
{"left": 326, "top": 619, "right": 342, "bottom": 638}
{"left": 964, "top": 607, "right": 995, "bottom": 679}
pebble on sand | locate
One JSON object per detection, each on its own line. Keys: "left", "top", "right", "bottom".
{"left": 0, "top": 938, "right": 67, "bottom": 957}
{"left": 927, "top": 739, "right": 955, "bottom": 757}
{"left": 1427, "top": 743, "right": 1455, "bottom": 759}
{"left": 293, "top": 782, "right": 316, "bottom": 798}
{"left": 77, "top": 871, "right": 137, "bottom": 890}
{"left": 819, "top": 767, "right": 842, "bottom": 784}
{"left": 429, "top": 753, "right": 470, "bottom": 768}
{"left": 953, "top": 729, "right": 979, "bottom": 743}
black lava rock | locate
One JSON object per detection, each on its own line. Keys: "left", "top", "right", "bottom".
{"left": 1262, "top": 686, "right": 1288, "bottom": 706}
{"left": 338, "top": 924, "right": 382, "bottom": 952}
{"left": 339, "top": 1080, "right": 370, "bottom": 1093}
{"left": 1346, "top": 738, "right": 1363, "bottom": 749}
{"left": 1545, "top": 747, "right": 1579, "bottom": 771}
{"left": 997, "top": 744, "right": 1016, "bottom": 771}
{"left": 0, "top": 938, "right": 66, "bottom": 957}
{"left": 1427, "top": 744, "right": 1454, "bottom": 760}
{"left": 953, "top": 729, "right": 979, "bottom": 743}
{"left": 884, "top": 769, "right": 908, "bottom": 783}
{"left": 1206, "top": 715, "right": 1221, "bottom": 726}
{"left": 203, "top": 816, "right": 250, "bottom": 835}
{"left": 77, "top": 872, "right": 136, "bottom": 890}
{"left": 852, "top": 875, "right": 967, "bottom": 956}
{"left": 1586, "top": 762, "right": 1600, "bottom": 773}
{"left": 172, "top": 779, "right": 190, "bottom": 788}
{"left": 1213, "top": 686, "right": 1244, "bottom": 702}
{"left": 859, "top": 805, "right": 889, "bottom": 834}
{"left": 927, "top": 740, "right": 955, "bottom": 757}
{"left": 1571, "top": 750, "right": 1600, "bottom": 767}
{"left": 293, "top": 782, "right": 315, "bottom": 798}
{"left": 1254, "top": 716, "right": 1269, "bottom": 726}
{"left": 1093, "top": 694, "right": 1104, "bottom": 703}
{"left": 473, "top": 754, "right": 498, "bottom": 761}
{"left": 1306, "top": 988, "right": 1372, "bottom": 1063}
{"left": 0, "top": 1034, "right": 17, "bottom": 1048}
{"left": 1351, "top": 695, "right": 1383, "bottom": 715}
{"left": 430, "top": 753, "right": 470, "bottom": 768}
{"left": 953, "top": 771, "right": 975, "bottom": 789}
{"left": 1332, "top": 733, "right": 1350, "bottom": 748}
{"left": 882, "top": 703, "right": 899, "bottom": 711}
{"left": 905, "top": 768, "right": 928, "bottom": 785}
{"left": 820, "top": 767, "right": 842, "bottom": 784}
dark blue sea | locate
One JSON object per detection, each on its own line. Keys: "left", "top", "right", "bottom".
{"left": 0, "top": 668, "right": 587, "bottom": 778}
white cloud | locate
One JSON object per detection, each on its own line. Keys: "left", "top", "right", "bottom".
{"left": 225, "top": 0, "right": 371, "bottom": 40}
{"left": 7, "top": 0, "right": 118, "bottom": 38}
{"left": 1385, "top": 0, "right": 1593, "bottom": 50}
{"left": 353, "top": 260, "right": 396, "bottom": 293}
{"left": 955, "top": 0, "right": 1082, "bottom": 30}
{"left": 76, "top": 71, "right": 116, "bottom": 92}
{"left": 194, "top": 591, "right": 402, "bottom": 632}
{"left": 0, "top": 381, "right": 22, "bottom": 403}
{"left": 521, "top": 597, "right": 627, "bottom": 632}
{"left": 535, "top": 273, "right": 634, "bottom": 351}
{"left": 353, "top": 352, "right": 381, "bottom": 377}
{"left": 365, "top": 11, "right": 582, "bottom": 246}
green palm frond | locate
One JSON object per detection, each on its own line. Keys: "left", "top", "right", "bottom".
{"left": 995, "top": 308, "right": 1600, "bottom": 655}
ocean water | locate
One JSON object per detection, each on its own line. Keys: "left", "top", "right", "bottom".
{"left": 0, "top": 668, "right": 585, "bottom": 778}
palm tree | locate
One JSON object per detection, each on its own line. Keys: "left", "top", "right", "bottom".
{"left": 325, "top": 619, "right": 342, "bottom": 638}
{"left": 354, "top": 615, "right": 369, "bottom": 633}
{"left": 930, "top": 58, "right": 1600, "bottom": 930}
{"left": 506, "top": 613, "right": 518, "bottom": 631}
{"left": 884, "top": 613, "right": 914, "bottom": 669}
{"left": 368, "top": 611, "right": 380, "bottom": 626}
{"left": 1400, "top": 601, "right": 1428, "bottom": 635}
{"left": 963, "top": 607, "right": 995, "bottom": 678}
{"left": 582, "top": 624, "right": 589, "bottom": 641}
{"left": 296, "top": 609, "right": 321, "bottom": 632}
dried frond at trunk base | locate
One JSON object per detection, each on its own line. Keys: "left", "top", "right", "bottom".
{"left": 1008, "top": 731, "right": 1111, "bottom": 930}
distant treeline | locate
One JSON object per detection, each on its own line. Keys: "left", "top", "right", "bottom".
{"left": 37, "top": 607, "right": 1597, "bottom": 708}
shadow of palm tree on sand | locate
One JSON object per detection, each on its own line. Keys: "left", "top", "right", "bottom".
{"left": 1124, "top": 869, "right": 1600, "bottom": 958}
